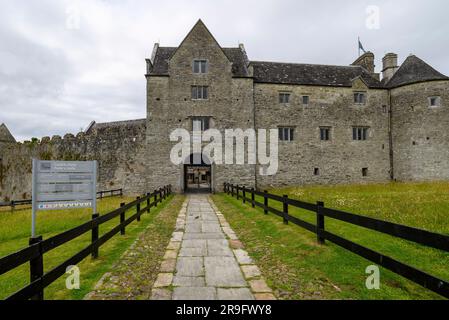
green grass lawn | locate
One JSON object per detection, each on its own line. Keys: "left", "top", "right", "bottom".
{"left": 212, "top": 182, "right": 449, "bottom": 300}
{"left": 0, "top": 195, "right": 178, "bottom": 300}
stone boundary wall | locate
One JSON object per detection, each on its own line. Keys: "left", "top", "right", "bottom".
{"left": 0, "top": 122, "right": 147, "bottom": 202}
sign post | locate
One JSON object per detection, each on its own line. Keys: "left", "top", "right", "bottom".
{"left": 31, "top": 159, "right": 97, "bottom": 238}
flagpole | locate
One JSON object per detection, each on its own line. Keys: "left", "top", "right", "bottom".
{"left": 358, "top": 36, "right": 360, "bottom": 57}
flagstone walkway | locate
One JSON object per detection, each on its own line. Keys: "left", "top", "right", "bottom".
{"left": 150, "top": 194, "right": 276, "bottom": 300}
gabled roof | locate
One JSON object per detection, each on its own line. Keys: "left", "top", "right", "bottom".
{"left": 251, "top": 61, "right": 384, "bottom": 88}
{"left": 0, "top": 123, "right": 16, "bottom": 143}
{"left": 386, "top": 55, "right": 449, "bottom": 88}
{"left": 148, "top": 46, "right": 250, "bottom": 77}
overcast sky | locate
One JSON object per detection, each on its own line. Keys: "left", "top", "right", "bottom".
{"left": 1, "top": 0, "right": 448, "bottom": 141}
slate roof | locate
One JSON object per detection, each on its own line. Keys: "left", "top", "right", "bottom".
{"left": 85, "top": 119, "right": 146, "bottom": 134}
{"left": 386, "top": 55, "right": 449, "bottom": 88}
{"left": 148, "top": 46, "right": 447, "bottom": 89}
{"left": 148, "top": 46, "right": 250, "bottom": 77}
{"left": 0, "top": 123, "right": 16, "bottom": 143}
{"left": 251, "top": 61, "right": 383, "bottom": 88}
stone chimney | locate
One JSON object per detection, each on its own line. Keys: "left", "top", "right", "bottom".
{"left": 382, "top": 53, "right": 399, "bottom": 82}
{"left": 352, "top": 52, "right": 379, "bottom": 80}
{"left": 352, "top": 52, "right": 375, "bottom": 73}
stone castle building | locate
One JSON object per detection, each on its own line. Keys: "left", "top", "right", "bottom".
{"left": 1, "top": 20, "right": 448, "bottom": 199}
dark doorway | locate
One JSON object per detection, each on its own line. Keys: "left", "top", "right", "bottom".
{"left": 184, "top": 154, "right": 212, "bottom": 193}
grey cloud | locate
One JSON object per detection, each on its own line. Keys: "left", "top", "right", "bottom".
{"left": 0, "top": 0, "right": 448, "bottom": 141}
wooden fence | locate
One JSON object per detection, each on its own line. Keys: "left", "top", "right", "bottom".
{"left": 0, "top": 185, "right": 171, "bottom": 300}
{"left": 0, "top": 188, "right": 124, "bottom": 210}
{"left": 224, "top": 183, "right": 449, "bottom": 299}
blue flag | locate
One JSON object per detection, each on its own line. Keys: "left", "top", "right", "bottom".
{"left": 358, "top": 39, "right": 366, "bottom": 55}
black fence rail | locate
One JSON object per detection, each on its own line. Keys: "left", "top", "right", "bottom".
{"left": 0, "top": 185, "right": 172, "bottom": 300}
{"left": 224, "top": 183, "right": 449, "bottom": 299}
{"left": 0, "top": 188, "right": 124, "bottom": 210}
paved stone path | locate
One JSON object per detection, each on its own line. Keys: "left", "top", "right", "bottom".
{"left": 150, "top": 195, "right": 276, "bottom": 300}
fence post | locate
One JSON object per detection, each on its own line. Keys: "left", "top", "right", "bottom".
{"left": 120, "top": 203, "right": 126, "bottom": 235}
{"left": 231, "top": 185, "right": 234, "bottom": 197}
{"left": 147, "top": 193, "right": 150, "bottom": 213}
{"left": 251, "top": 188, "right": 255, "bottom": 208}
{"left": 243, "top": 186, "right": 246, "bottom": 204}
{"left": 283, "top": 195, "right": 289, "bottom": 225}
{"left": 316, "top": 201, "right": 325, "bottom": 244}
{"left": 136, "top": 197, "right": 141, "bottom": 222}
{"left": 154, "top": 190, "right": 158, "bottom": 207}
{"left": 264, "top": 190, "right": 268, "bottom": 215}
{"left": 91, "top": 213, "right": 100, "bottom": 259}
{"left": 164, "top": 186, "right": 167, "bottom": 199}
{"left": 236, "top": 185, "right": 240, "bottom": 200}
{"left": 29, "top": 236, "right": 44, "bottom": 300}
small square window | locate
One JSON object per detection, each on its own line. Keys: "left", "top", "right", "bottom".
{"left": 193, "top": 60, "right": 208, "bottom": 74}
{"left": 382, "top": 105, "right": 388, "bottom": 113}
{"left": 354, "top": 92, "right": 367, "bottom": 105}
{"left": 429, "top": 96, "right": 441, "bottom": 107}
{"left": 279, "top": 127, "right": 294, "bottom": 141}
{"left": 362, "top": 168, "right": 368, "bottom": 177}
{"left": 302, "top": 96, "right": 310, "bottom": 105}
{"left": 320, "top": 127, "right": 331, "bottom": 141}
{"left": 279, "top": 93, "right": 291, "bottom": 104}
{"left": 314, "top": 168, "right": 320, "bottom": 176}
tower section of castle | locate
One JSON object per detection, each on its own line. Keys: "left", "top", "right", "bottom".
{"left": 386, "top": 55, "right": 449, "bottom": 181}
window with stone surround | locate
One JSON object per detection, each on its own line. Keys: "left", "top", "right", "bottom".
{"left": 193, "top": 60, "right": 208, "bottom": 74}
{"left": 279, "top": 127, "right": 294, "bottom": 141}
{"left": 320, "top": 127, "right": 331, "bottom": 141}
{"left": 353, "top": 127, "right": 369, "bottom": 141}
{"left": 302, "top": 96, "right": 310, "bottom": 105}
{"left": 279, "top": 92, "right": 291, "bottom": 104}
{"left": 192, "top": 117, "right": 210, "bottom": 131}
{"left": 429, "top": 96, "right": 441, "bottom": 108}
{"left": 354, "top": 92, "right": 367, "bottom": 105}
{"left": 191, "top": 86, "right": 209, "bottom": 100}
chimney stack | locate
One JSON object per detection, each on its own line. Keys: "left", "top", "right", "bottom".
{"left": 352, "top": 51, "right": 375, "bottom": 74}
{"left": 382, "top": 53, "right": 399, "bottom": 82}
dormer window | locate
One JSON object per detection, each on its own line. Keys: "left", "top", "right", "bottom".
{"left": 429, "top": 96, "right": 441, "bottom": 108}
{"left": 354, "top": 92, "right": 367, "bottom": 105}
{"left": 193, "top": 60, "right": 208, "bottom": 74}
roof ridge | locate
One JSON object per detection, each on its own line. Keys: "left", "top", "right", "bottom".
{"left": 251, "top": 60, "right": 361, "bottom": 69}
{"left": 95, "top": 119, "right": 146, "bottom": 126}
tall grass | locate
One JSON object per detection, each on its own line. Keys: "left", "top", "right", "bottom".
{"left": 0, "top": 195, "right": 175, "bottom": 300}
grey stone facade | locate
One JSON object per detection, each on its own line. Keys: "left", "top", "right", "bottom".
{"left": 1, "top": 20, "right": 448, "bottom": 200}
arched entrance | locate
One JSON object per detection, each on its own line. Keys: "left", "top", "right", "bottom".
{"left": 183, "top": 154, "right": 212, "bottom": 193}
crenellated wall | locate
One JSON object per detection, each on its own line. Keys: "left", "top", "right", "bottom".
{"left": 0, "top": 121, "right": 147, "bottom": 202}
